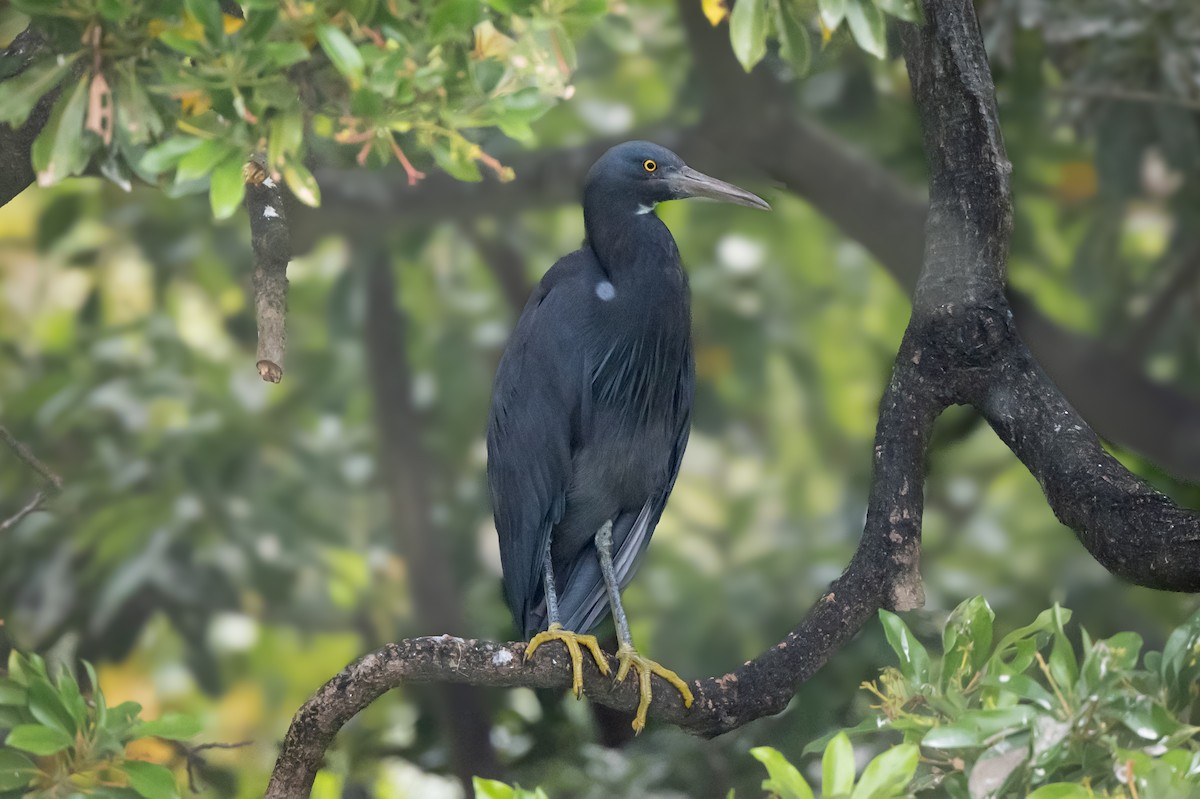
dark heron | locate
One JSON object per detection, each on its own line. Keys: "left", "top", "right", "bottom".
{"left": 487, "top": 141, "right": 769, "bottom": 730}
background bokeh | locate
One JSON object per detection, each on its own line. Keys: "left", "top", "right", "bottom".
{"left": 2, "top": 1, "right": 1200, "bottom": 797}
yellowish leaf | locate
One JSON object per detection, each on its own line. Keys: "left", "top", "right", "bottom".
{"left": 124, "top": 737, "right": 176, "bottom": 765}
{"left": 222, "top": 13, "right": 244, "bottom": 34}
{"left": 177, "top": 89, "right": 211, "bottom": 116}
{"left": 1056, "top": 161, "right": 1098, "bottom": 203}
{"left": 702, "top": 0, "right": 729, "bottom": 26}
{"left": 177, "top": 14, "right": 206, "bottom": 41}
{"left": 819, "top": 17, "right": 834, "bottom": 44}
{"left": 472, "top": 20, "right": 514, "bottom": 60}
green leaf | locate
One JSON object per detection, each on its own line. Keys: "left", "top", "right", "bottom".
{"left": 473, "top": 777, "right": 514, "bottom": 799}
{"left": 1025, "top": 785, "right": 1090, "bottom": 799}
{"left": 25, "top": 682, "right": 72, "bottom": 738}
{"left": 124, "top": 761, "right": 179, "bottom": 799}
{"left": 132, "top": 713, "right": 203, "bottom": 742}
{"left": 818, "top": 0, "right": 848, "bottom": 28}
{"left": 845, "top": 0, "right": 887, "bottom": 59}
{"left": 429, "top": 0, "right": 482, "bottom": 42}
{"left": 879, "top": 610, "right": 930, "bottom": 683}
{"left": 263, "top": 41, "right": 311, "bottom": 69}
{"left": 982, "top": 670, "right": 1056, "bottom": 711}
{"left": 849, "top": 743, "right": 919, "bottom": 799}
{"left": 941, "top": 595, "right": 994, "bottom": 691}
{"left": 0, "top": 679, "right": 26, "bottom": 705}
{"left": 431, "top": 140, "right": 482, "bottom": 182}
{"left": 185, "top": 0, "right": 223, "bottom": 44}
{"left": 874, "top": 0, "right": 921, "bottom": 22}
{"left": 282, "top": 160, "right": 321, "bottom": 207}
{"left": 750, "top": 746, "right": 814, "bottom": 799}
{"left": 55, "top": 669, "right": 87, "bottom": 732}
{"left": 241, "top": 6, "right": 279, "bottom": 40}
{"left": 32, "top": 73, "right": 96, "bottom": 186}
{"left": 728, "top": 0, "right": 767, "bottom": 73}
{"left": 139, "top": 136, "right": 203, "bottom": 176}
{"left": 209, "top": 154, "right": 247, "bottom": 220}
{"left": 114, "top": 65, "right": 163, "bottom": 145}
{"left": 776, "top": 4, "right": 812, "bottom": 77}
{"left": 268, "top": 111, "right": 304, "bottom": 168}
{"left": 803, "top": 716, "right": 887, "bottom": 756}
{"left": 316, "top": 25, "right": 364, "bottom": 84}
{"left": 1161, "top": 607, "right": 1200, "bottom": 705}
{"left": 175, "top": 139, "right": 239, "bottom": 183}
{"left": 83, "top": 660, "right": 107, "bottom": 730}
{"left": 4, "top": 724, "right": 73, "bottom": 755}
{"left": 822, "top": 733, "right": 856, "bottom": 797}
{"left": 921, "top": 707, "right": 1036, "bottom": 749}
{"left": 990, "top": 607, "right": 1065, "bottom": 668}
{"left": 0, "top": 749, "right": 37, "bottom": 792}
{"left": 1047, "top": 604, "right": 1077, "bottom": 701}
{"left": 0, "top": 55, "right": 78, "bottom": 127}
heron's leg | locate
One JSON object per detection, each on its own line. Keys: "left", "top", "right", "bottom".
{"left": 525, "top": 537, "right": 609, "bottom": 697}
{"left": 595, "top": 520, "right": 694, "bottom": 732}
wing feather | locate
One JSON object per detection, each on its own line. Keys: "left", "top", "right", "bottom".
{"left": 560, "top": 343, "right": 694, "bottom": 634}
{"left": 487, "top": 255, "right": 587, "bottom": 634}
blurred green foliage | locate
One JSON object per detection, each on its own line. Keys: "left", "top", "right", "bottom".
{"left": 1, "top": 0, "right": 1200, "bottom": 797}
{"left": 1, "top": 651, "right": 198, "bottom": 799}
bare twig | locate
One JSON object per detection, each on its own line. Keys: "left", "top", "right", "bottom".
{"left": 172, "top": 740, "right": 253, "bottom": 794}
{"left": 0, "top": 426, "right": 63, "bottom": 490}
{"left": 242, "top": 159, "right": 291, "bottom": 383}
{"left": 0, "top": 425, "right": 63, "bottom": 532}
{"left": 0, "top": 490, "right": 46, "bottom": 533}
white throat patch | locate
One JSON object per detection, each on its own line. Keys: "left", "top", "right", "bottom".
{"left": 595, "top": 281, "right": 616, "bottom": 301}
{"left": 636, "top": 203, "right": 657, "bottom": 215}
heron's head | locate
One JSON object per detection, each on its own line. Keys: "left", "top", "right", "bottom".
{"left": 584, "top": 141, "right": 770, "bottom": 214}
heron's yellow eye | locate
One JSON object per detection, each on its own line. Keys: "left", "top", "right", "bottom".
{"left": 643, "top": 159, "right": 657, "bottom": 173}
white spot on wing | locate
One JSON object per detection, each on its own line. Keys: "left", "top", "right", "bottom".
{"left": 636, "top": 203, "right": 656, "bottom": 215}
{"left": 263, "top": 206, "right": 280, "bottom": 218}
{"left": 595, "top": 281, "right": 616, "bottom": 301}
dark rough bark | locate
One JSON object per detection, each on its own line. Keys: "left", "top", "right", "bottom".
{"left": 243, "top": 160, "right": 291, "bottom": 383}
{"left": 361, "top": 248, "right": 500, "bottom": 787}
{"left": 264, "top": 2, "right": 1200, "bottom": 796}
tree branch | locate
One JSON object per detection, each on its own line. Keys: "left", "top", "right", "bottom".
{"left": 265, "top": 3, "right": 1200, "bottom": 795}
{"left": 242, "top": 159, "right": 291, "bottom": 383}
{"left": 0, "top": 425, "right": 63, "bottom": 532}
{"left": 0, "top": 27, "right": 56, "bottom": 209}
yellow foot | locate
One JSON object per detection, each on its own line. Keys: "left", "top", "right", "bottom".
{"left": 525, "top": 623, "right": 610, "bottom": 698}
{"left": 614, "top": 643, "right": 694, "bottom": 733}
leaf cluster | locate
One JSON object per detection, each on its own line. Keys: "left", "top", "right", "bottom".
{"left": 817, "top": 598, "right": 1200, "bottom": 798}
{"left": 716, "top": 0, "right": 921, "bottom": 75}
{"left": 1, "top": 651, "right": 198, "bottom": 799}
{"left": 751, "top": 733, "right": 918, "bottom": 798}
{"left": 0, "top": 0, "right": 606, "bottom": 217}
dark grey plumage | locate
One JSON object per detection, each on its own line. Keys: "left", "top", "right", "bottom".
{"left": 487, "top": 141, "right": 767, "bottom": 641}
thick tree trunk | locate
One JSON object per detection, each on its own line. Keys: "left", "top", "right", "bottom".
{"left": 362, "top": 246, "right": 500, "bottom": 785}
